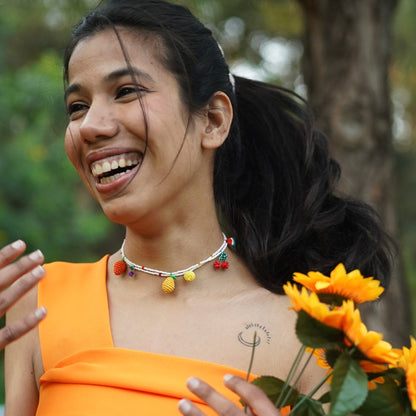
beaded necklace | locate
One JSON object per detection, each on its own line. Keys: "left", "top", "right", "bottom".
{"left": 113, "top": 233, "right": 235, "bottom": 293}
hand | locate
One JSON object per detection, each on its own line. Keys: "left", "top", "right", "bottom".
{"left": 0, "top": 240, "right": 47, "bottom": 349}
{"left": 178, "top": 375, "right": 281, "bottom": 416}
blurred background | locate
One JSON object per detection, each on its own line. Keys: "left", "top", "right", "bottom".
{"left": 0, "top": 0, "right": 415, "bottom": 405}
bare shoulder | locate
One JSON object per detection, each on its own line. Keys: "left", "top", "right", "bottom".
{"left": 231, "top": 288, "right": 327, "bottom": 395}
{"left": 5, "top": 285, "right": 40, "bottom": 415}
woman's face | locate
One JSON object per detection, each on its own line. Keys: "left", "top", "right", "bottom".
{"left": 65, "top": 28, "right": 214, "bottom": 228}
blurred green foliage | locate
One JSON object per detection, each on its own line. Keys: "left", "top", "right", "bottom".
{"left": 0, "top": 1, "right": 121, "bottom": 263}
{"left": 0, "top": 51, "right": 114, "bottom": 262}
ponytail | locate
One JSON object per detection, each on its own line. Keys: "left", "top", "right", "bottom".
{"left": 214, "top": 76, "right": 394, "bottom": 293}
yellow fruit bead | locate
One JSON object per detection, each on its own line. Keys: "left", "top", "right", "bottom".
{"left": 184, "top": 271, "right": 196, "bottom": 282}
{"left": 162, "top": 276, "right": 176, "bottom": 293}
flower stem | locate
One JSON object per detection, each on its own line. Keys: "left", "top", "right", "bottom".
{"left": 288, "top": 371, "right": 332, "bottom": 415}
{"left": 244, "top": 332, "right": 258, "bottom": 414}
{"left": 246, "top": 331, "right": 257, "bottom": 381}
{"left": 275, "top": 345, "right": 306, "bottom": 408}
{"left": 280, "top": 348, "right": 315, "bottom": 408}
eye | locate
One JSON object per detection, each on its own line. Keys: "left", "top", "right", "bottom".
{"left": 67, "top": 102, "right": 88, "bottom": 118}
{"left": 115, "top": 85, "right": 148, "bottom": 99}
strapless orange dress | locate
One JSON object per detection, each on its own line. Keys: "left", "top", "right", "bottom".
{"left": 37, "top": 256, "right": 257, "bottom": 416}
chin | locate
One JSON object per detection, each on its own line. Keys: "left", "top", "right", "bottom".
{"left": 101, "top": 206, "right": 131, "bottom": 225}
{"left": 99, "top": 199, "right": 145, "bottom": 227}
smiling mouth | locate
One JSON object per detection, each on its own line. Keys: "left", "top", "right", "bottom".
{"left": 90, "top": 152, "right": 142, "bottom": 184}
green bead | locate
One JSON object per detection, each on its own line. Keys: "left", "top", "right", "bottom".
{"left": 218, "top": 252, "right": 228, "bottom": 261}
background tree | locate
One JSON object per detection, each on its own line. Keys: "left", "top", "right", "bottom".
{"left": 296, "top": 0, "right": 411, "bottom": 345}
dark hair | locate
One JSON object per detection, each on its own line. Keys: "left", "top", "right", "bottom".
{"left": 64, "top": 0, "right": 394, "bottom": 293}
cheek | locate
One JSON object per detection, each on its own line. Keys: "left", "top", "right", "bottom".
{"left": 64, "top": 126, "right": 81, "bottom": 168}
{"left": 64, "top": 126, "right": 89, "bottom": 185}
{"left": 64, "top": 130, "right": 97, "bottom": 199}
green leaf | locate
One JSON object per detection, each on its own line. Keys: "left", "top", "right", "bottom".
{"left": 291, "top": 395, "right": 325, "bottom": 416}
{"left": 250, "top": 376, "right": 299, "bottom": 407}
{"left": 356, "top": 375, "right": 407, "bottom": 416}
{"left": 296, "top": 310, "right": 345, "bottom": 349}
{"left": 325, "top": 349, "right": 343, "bottom": 368}
{"left": 329, "top": 352, "right": 368, "bottom": 416}
{"left": 318, "top": 391, "right": 331, "bottom": 404}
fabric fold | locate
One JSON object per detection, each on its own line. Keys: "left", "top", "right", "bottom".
{"left": 37, "top": 347, "right": 252, "bottom": 415}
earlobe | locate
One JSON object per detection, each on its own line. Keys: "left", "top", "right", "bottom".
{"left": 201, "top": 92, "right": 233, "bottom": 150}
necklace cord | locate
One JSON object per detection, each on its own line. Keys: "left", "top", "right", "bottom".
{"left": 120, "top": 233, "right": 229, "bottom": 277}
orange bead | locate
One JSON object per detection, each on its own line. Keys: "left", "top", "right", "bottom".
{"left": 114, "top": 260, "right": 127, "bottom": 275}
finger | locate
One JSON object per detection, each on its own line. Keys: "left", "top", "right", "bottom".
{"left": 178, "top": 399, "right": 255, "bottom": 416}
{"left": 183, "top": 377, "right": 245, "bottom": 416}
{"left": 178, "top": 398, "right": 256, "bottom": 416}
{"left": 0, "top": 240, "right": 27, "bottom": 269}
{"left": 0, "top": 306, "right": 47, "bottom": 350}
{"left": 0, "top": 265, "right": 46, "bottom": 316}
{"left": 223, "top": 375, "right": 281, "bottom": 416}
{"left": 178, "top": 398, "right": 208, "bottom": 416}
{"left": 0, "top": 248, "right": 44, "bottom": 291}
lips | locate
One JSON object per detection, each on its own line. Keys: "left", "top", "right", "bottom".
{"left": 90, "top": 152, "right": 142, "bottom": 184}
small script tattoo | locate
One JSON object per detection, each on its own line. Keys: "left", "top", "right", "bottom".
{"left": 238, "top": 322, "right": 272, "bottom": 347}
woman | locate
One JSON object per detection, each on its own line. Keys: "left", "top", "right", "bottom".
{"left": 5, "top": 0, "right": 393, "bottom": 415}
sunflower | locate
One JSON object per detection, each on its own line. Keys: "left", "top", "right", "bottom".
{"left": 394, "top": 337, "right": 416, "bottom": 411}
{"left": 283, "top": 283, "right": 346, "bottom": 328}
{"left": 310, "top": 347, "right": 387, "bottom": 374}
{"left": 408, "top": 359, "right": 416, "bottom": 411}
{"left": 338, "top": 300, "right": 398, "bottom": 365}
{"left": 283, "top": 283, "right": 398, "bottom": 365}
{"left": 293, "top": 263, "right": 384, "bottom": 305}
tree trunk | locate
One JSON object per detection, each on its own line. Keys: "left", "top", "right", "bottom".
{"left": 297, "top": 0, "right": 411, "bottom": 346}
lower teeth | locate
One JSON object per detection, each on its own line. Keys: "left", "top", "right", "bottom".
{"left": 97, "top": 162, "right": 140, "bottom": 184}
{"left": 100, "top": 172, "right": 125, "bottom": 184}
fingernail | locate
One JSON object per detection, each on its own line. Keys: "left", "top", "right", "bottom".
{"left": 187, "top": 377, "right": 200, "bottom": 390}
{"left": 32, "top": 265, "right": 45, "bottom": 278}
{"left": 178, "top": 399, "right": 192, "bottom": 414}
{"left": 29, "top": 250, "right": 43, "bottom": 261}
{"left": 11, "top": 240, "right": 24, "bottom": 250}
{"left": 35, "top": 307, "right": 47, "bottom": 319}
{"left": 223, "top": 374, "right": 234, "bottom": 383}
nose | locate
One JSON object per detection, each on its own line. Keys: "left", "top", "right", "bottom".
{"left": 79, "top": 102, "right": 119, "bottom": 143}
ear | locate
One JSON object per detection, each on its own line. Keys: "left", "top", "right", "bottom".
{"left": 201, "top": 92, "right": 233, "bottom": 150}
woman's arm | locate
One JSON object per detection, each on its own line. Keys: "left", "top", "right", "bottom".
{"left": 4, "top": 241, "right": 46, "bottom": 415}
{"left": 179, "top": 375, "right": 281, "bottom": 416}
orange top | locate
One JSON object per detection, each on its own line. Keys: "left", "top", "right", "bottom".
{"left": 36, "top": 256, "right": 253, "bottom": 416}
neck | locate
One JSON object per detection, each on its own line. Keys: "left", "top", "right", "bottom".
{"left": 119, "top": 220, "right": 225, "bottom": 273}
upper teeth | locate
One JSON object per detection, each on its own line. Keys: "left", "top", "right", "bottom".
{"left": 91, "top": 154, "right": 140, "bottom": 178}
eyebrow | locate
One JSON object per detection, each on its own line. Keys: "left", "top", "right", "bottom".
{"left": 106, "top": 67, "right": 155, "bottom": 84}
{"left": 64, "top": 66, "right": 155, "bottom": 101}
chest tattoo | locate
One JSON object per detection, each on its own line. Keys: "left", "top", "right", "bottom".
{"left": 237, "top": 322, "right": 272, "bottom": 347}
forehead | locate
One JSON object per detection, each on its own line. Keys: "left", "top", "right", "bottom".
{"left": 67, "top": 28, "right": 168, "bottom": 83}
